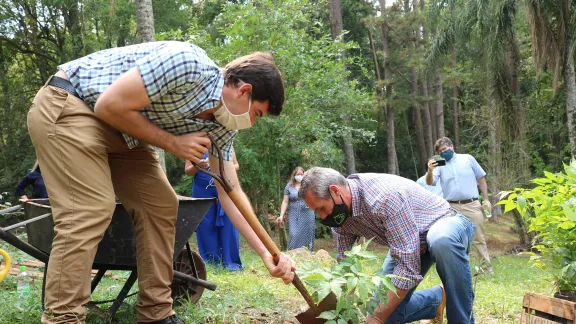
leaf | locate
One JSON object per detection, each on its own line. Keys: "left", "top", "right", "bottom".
{"left": 504, "top": 201, "right": 517, "bottom": 214}
{"left": 302, "top": 273, "right": 328, "bottom": 285}
{"left": 562, "top": 204, "right": 576, "bottom": 222}
{"left": 338, "top": 319, "right": 348, "bottom": 324}
{"left": 350, "top": 244, "right": 362, "bottom": 255}
{"left": 317, "top": 311, "right": 337, "bottom": 320}
{"left": 499, "top": 190, "right": 512, "bottom": 200}
{"left": 558, "top": 221, "right": 576, "bottom": 230}
{"left": 517, "top": 195, "right": 527, "bottom": 211}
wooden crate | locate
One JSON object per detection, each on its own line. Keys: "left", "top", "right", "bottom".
{"left": 522, "top": 293, "right": 576, "bottom": 324}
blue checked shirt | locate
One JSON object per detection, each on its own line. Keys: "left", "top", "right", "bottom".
{"left": 58, "top": 41, "right": 236, "bottom": 160}
{"left": 332, "top": 173, "right": 452, "bottom": 290}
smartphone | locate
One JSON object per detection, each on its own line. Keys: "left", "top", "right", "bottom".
{"left": 435, "top": 159, "right": 446, "bottom": 166}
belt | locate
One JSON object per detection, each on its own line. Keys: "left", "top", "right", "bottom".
{"left": 448, "top": 198, "right": 478, "bottom": 204}
{"left": 48, "top": 75, "right": 81, "bottom": 99}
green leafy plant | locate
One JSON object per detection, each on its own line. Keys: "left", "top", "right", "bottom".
{"left": 298, "top": 240, "right": 397, "bottom": 323}
{"left": 499, "top": 159, "right": 576, "bottom": 292}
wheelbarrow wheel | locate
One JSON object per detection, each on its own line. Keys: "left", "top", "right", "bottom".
{"left": 171, "top": 248, "right": 206, "bottom": 305}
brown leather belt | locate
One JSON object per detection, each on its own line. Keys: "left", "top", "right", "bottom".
{"left": 448, "top": 198, "right": 478, "bottom": 204}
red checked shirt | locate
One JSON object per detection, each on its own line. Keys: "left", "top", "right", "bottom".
{"left": 333, "top": 173, "right": 453, "bottom": 290}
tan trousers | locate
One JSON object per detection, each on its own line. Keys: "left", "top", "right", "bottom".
{"left": 450, "top": 200, "right": 491, "bottom": 266}
{"left": 28, "top": 82, "right": 178, "bottom": 323}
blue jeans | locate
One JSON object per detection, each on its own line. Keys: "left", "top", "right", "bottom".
{"left": 382, "top": 214, "right": 476, "bottom": 324}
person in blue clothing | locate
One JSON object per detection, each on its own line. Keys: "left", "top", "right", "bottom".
{"left": 185, "top": 148, "right": 243, "bottom": 271}
{"left": 416, "top": 175, "right": 444, "bottom": 198}
{"left": 16, "top": 161, "right": 48, "bottom": 201}
{"left": 426, "top": 137, "right": 493, "bottom": 274}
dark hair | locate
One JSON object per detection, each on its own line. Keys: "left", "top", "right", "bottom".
{"left": 434, "top": 137, "right": 454, "bottom": 152}
{"left": 223, "top": 52, "right": 285, "bottom": 116}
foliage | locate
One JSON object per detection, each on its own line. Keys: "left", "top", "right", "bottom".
{"left": 298, "top": 240, "right": 396, "bottom": 323}
{"left": 499, "top": 159, "right": 576, "bottom": 291}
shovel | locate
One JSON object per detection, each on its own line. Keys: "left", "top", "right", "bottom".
{"left": 192, "top": 137, "right": 337, "bottom": 324}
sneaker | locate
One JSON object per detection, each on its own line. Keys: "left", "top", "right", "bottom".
{"left": 420, "top": 284, "right": 446, "bottom": 324}
{"left": 137, "top": 315, "right": 185, "bottom": 324}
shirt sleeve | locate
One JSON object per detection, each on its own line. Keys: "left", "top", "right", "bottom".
{"left": 332, "top": 228, "right": 357, "bottom": 262}
{"left": 136, "top": 44, "right": 221, "bottom": 103}
{"left": 207, "top": 127, "right": 236, "bottom": 161}
{"left": 468, "top": 155, "right": 487, "bottom": 179}
{"left": 15, "top": 173, "right": 33, "bottom": 196}
{"left": 380, "top": 195, "right": 423, "bottom": 290}
{"left": 284, "top": 184, "right": 291, "bottom": 196}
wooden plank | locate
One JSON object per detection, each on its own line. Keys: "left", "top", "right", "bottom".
{"left": 523, "top": 293, "right": 576, "bottom": 320}
{"left": 521, "top": 312, "right": 563, "bottom": 324}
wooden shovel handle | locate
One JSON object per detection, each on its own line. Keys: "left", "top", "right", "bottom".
{"left": 227, "top": 189, "right": 318, "bottom": 310}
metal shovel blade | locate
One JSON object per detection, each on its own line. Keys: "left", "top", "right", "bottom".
{"left": 295, "top": 291, "right": 338, "bottom": 324}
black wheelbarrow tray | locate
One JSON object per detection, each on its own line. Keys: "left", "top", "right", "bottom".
{"left": 0, "top": 196, "right": 216, "bottom": 322}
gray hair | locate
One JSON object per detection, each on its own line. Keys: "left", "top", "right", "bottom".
{"left": 298, "top": 167, "right": 347, "bottom": 200}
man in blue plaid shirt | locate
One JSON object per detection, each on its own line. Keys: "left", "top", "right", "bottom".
{"left": 27, "top": 41, "right": 295, "bottom": 324}
{"left": 300, "top": 167, "right": 477, "bottom": 324}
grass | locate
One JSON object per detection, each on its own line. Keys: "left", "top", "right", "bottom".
{"left": 0, "top": 214, "right": 557, "bottom": 323}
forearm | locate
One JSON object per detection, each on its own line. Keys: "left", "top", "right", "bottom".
{"left": 425, "top": 169, "right": 434, "bottom": 185}
{"left": 94, "top": 108, "right": 176, "bottom": 153}
{"left": 478, "top": 177, "right": 489, "bottom": 200}
{"left": 184, "top": 163, "right": 198, "bottom": 177}
{"left": 376, "top": 287, "right": 409, "bottom": 320}
{"left": 219, "top": 188, "right": 268, "bottom": 256}
{"left": 280, "top": 201, "right": 288, "bottom": 218}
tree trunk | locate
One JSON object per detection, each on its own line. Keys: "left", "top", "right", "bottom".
{"left": 508, "top": 36, "right": 530, "bottom": 185}
{"left": 329, "top": 0, "right": 356, "bottom": 175}
{"left": 136, "top": 0, "right": 156, "bottom": 42}
{"left": 135, "top": 0, "right": 166, "bottom": 172}
{"left": 405, "top": 0, "right": 426, "bottom": 173}
{"left": 63, "top": 0, "right": 83, "bottom": 58}
{"left": 379, "top": 0, "right": 399, "bottom": 175}
{"left": 451, "top": 46, "right": 459, "bottom": 150}
{"left": 434, "top": 69, "right": 445, "bottom": 139}
{"left": 564, "top": 44, "right": 576, "bottom": 157}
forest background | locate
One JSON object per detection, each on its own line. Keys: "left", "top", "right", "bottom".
{"left": 0, "top": 0, "right": 572, "bottom": 235}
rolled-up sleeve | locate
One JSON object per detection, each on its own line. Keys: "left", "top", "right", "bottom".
{"left": 381, "top": 197, "right": 422, "bottom": 290}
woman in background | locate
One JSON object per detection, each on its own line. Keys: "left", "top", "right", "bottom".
{"left": 184, "top": 149, "right": 243, "bottom": 271}
{"left": 277, "top": 167, "right": 315, "bottom": 251}
{"left": 16, "top": 160, "right": 48, "bottom": 201}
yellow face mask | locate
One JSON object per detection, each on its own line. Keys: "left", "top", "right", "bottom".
{"left": 214, "top": 96, "right": 253, "bottom": 130}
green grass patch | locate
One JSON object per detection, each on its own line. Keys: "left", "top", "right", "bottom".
{"left": 0, "top": 233, "right": 555, "bottom": 323}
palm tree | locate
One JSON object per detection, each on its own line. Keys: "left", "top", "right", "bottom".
{"left": 426, "top": 0, "right": 530, "bottom": 192}
{"left": 525, "top": 0, "right": 576, "bottom": 157}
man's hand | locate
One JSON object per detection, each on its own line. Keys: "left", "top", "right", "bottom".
{"left": 171, "top": 132, "right": 211, "bottom": 164}
{"left": 261, "top": 252, "right": 295, "bottom": 284}
{"left": 427, "top": 159, "right": 438, "bottom": 172}
{"left": 19, "top": 195, "right": 29, "bottom": 202}
{"left": 366, "top": 304, "right": 387, "bottom": 324}
{"left": 484, "top": 200, "right": 492, "bottom": 213}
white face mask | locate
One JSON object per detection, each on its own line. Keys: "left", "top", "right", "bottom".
{"left": 294, "top": 175, "right": 303, "bottom": 182}
{"left": 214, "top": 96, "right": 252, "bottom": 130}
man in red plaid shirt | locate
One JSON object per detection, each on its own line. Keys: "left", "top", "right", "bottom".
{"left": 300, "top": 167, "right": 476, "bottom": 324}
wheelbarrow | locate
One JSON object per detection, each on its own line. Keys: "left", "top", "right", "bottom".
{"left": 0, "top": 196, "right": 217, "bottom": 322}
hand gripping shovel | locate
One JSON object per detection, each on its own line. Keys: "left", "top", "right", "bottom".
{"left": 192, "top": 137, "right": 337, "bottom": 323}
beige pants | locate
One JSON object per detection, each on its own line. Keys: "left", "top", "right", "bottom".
{"left": 28, "top": 82, "right": 178, "bottom": 323}
{"left": 450, "top": 200, "right": 491, "bottom": 266}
